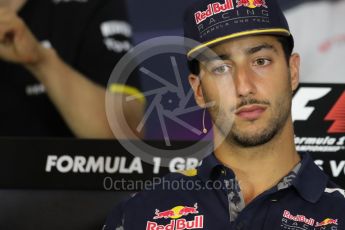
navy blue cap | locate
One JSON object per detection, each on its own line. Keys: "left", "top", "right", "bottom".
{"left": 184, "top": 0, "right": 293, "bottom": 59}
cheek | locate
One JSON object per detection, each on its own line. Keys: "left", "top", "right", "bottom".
{"left": 257, "top": 67, "right": 290, "bottom": 97}
{"left": 262, "top": 74, "right": 292, "bottom": 114}
{"left": 202, "top": 77, "right": 237, "bottom": 110}
{"left": 201, "top": 83, "right": 218, "bottom": 103}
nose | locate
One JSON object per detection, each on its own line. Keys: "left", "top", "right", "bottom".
{"left": 233, "top": 65, "right": 257, "bottom": 97}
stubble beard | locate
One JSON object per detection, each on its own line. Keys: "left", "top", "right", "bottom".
{"left": 228, "top": 96, "right": 291, "bottom": 147}
{"left": 204, "top": 83, "right": 292, "bottom": 148}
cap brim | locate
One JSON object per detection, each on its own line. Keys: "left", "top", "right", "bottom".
{"left": 187, "top": 28, "right": 291, "bottom": 59}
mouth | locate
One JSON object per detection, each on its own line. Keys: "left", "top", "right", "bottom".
{"left": 235, "top": 105, "right": 267, "bottom": 120}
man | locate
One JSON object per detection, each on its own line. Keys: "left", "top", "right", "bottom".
{"left": 0, "top": 0, "right": 143, "bottom": 138}
{"left": 104, "top": 0, "right": 345, "bottom": 229}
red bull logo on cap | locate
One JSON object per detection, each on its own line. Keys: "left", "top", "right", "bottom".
{"left": 236, "top": 0, "right": 268, "bottom": 9}
{"left": 315, "top": 218, "right": 338, "bottom": 227}
{"left": 147, "top": 203, "right": 203, "bottom": 230}
{"left": 194, "top": 0, "right": 234, "bottom": 24}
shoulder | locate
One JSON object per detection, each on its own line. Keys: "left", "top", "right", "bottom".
{"left": 319, "top": 181, "right": 345, "bottom": 219}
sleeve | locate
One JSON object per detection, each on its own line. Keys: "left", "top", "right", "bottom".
{"left": 74, "top": 0, "right": 141, "bottom": 92}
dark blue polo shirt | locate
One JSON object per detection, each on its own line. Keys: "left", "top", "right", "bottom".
{"left": 104, "top": 153, "right": 345, "bottom": 230}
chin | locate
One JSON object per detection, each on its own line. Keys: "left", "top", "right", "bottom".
{"left": 228, "top": 124, "right": 278, "bottom": 147}
{"left": 235, "top": 119, "right": 267, "bottom": 133}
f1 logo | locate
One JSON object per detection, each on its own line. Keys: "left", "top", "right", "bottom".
{"left": 292, "top": 87, "right": 331, "bottom": 121}
{"left": 292, "top": 87, "right": 345, "bottom": 134}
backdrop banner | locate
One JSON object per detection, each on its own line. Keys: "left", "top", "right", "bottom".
{"left": 0, "top": 138, "right": 344, "bottom": 190}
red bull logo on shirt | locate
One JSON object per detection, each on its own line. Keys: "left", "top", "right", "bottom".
{"left": 282, "top": 210, "right": 339, "bottom": 229}
{"left": 147, "top": 203, "right": 203, "bottom": 230}
{"left": 194, "top": 0, "right": 235, "bottom": 24}
{"left": 146, "top": 216, "right": 204, "bottom": 230}
{"left": 236, "top": 0, "right": 268, "bottom": 9}
{"left": 283, "top": 210, "right": 315, "bottom": 226}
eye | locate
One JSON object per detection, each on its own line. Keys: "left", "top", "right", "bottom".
{"left": 211, "top": 64, "right": 231, "bottom": 75}
{"left": 254, "top": 58, "right": 271, "bottom": 66}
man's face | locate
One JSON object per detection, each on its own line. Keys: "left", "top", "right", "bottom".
{"left": 0, "top": 0, "right": 8, "bottom": 6}
{"left": 189, "top": 35, "right": 300, "bottom": 147}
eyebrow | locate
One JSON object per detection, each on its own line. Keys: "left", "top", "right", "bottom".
{"left": 245, "top": 43, "right": 277, "bottom": 55}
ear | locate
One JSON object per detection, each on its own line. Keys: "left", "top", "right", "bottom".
{"left": 188, "top": 74, "right": 206, "bottom": 108}
{"left": 289, "top": 53, "right": 300, "bottom": 92}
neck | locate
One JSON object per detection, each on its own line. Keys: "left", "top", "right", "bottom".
{"left": 213, "top": 117, "right": 300, "bottom": 204}
{"left": 0, "top": 0, "right": 26, "bottom": 12}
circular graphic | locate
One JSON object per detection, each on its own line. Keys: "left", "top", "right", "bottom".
{"left": 170, "top": 206, "right": 184, "bottom": 219}
{"left": 106, "top": 36, "right": 236, "bottom": 166}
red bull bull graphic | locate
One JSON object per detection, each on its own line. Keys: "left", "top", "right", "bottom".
{"left": 153, "top": 209, "right": 176, "bottom": 219}
{"left": 315, "top": 218, "right": 338, "bottom": 227}
{"left": 236, "top": 0, "right": 268, "bottom": 9}
{"left": 153, "top": 203, "right": 199, "bottom": 219}
{"left": 148, "top": 204, "right": 203, "bottom": 230}
{"left": 194, "top": 0, "right": 234, "bottom": 24}
{"left": 178, "top": 203, "right": 199, "bottom": 216}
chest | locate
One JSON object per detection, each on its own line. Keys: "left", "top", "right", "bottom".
{"left": 124, "top": 190, "right": 341, "bottom": 230}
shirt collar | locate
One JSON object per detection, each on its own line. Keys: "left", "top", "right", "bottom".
{"left": 197, "top": 152, "right": 329, "bottom": 203}
{"left": 292, "top": 152, "right": 329, "bottom": 203}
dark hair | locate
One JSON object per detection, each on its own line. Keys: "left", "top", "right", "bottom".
{"left": 187, "top": 35, "right": 294, "bottom": 75}
{"left": 277, "top": 35, "right": 294, "bottom": 64}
